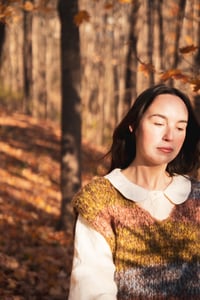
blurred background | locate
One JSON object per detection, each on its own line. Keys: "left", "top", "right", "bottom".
{"left": 0, "top": 0, "right": 199, "bottom": 299}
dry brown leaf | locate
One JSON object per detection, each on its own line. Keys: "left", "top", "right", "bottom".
{"left": 179, "top": 44, "right": 198, "bottom": 54}
{"left": 74, "top": 10, "right": 90, "bottom": 26}
{"left": 139, "top": 62, "right": 155, "bottom": 77}
{"left": 160, "top": 69, "right": 183, "bottom": 81}
{"left": 8, "top": 278, "right": 17, "bottom": 289}
{"left": 104, "top": 3, "right": 114, "bottom": 9}
{"left": 23, "top": 1, "right": 34, "bottom": 11}
{"left": 189, "top": 78, "right": 200, "bottom": 92}
{"left": 171, "top": 73, "right": 189, "bottom": 82}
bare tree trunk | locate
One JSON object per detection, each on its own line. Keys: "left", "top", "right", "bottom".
{"left": 171, "top": 0, "right": 187, "bottom": 71}
{"left": 33, "top": 15, "right": 47, "bottom": 119}
{"left": 113, "top": 63, "right": 120, "bottom": 125}
{"left": 0, "top": 0, "right": 6, "bottom": 66}
{"left": 194, "top": 0, "right": 200, "bottom": 73}
{"left": 124, "top": 0, "right": 140, "bottom": 111}
{"left": 57, "top": 0, "right": 81, "bottom": 231}
{"left": 23, "top": 6, "right": 33, "bottom": 115}
{"left": 156, "top": 0, "right": 164, "bottom": 71}
{"left": 147, "top": 0, "right": 154, "bottom": 86}
{"left": 0, "top": 22, "right": 5, "bottom": 66}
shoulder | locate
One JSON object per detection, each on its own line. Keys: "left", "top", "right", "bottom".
{"left": 72, "top": 176, "right": 117, "bottom": 216}
{"left": 75, "top": 176, "right": 116, "bottom": 201}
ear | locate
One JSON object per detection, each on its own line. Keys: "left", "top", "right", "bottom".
{"left": 129, "top": 125, "right": 133, "bottom": 133}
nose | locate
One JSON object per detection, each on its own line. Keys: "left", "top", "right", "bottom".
{"left": 162, "top": 127, "right": 174, "bottom": 141}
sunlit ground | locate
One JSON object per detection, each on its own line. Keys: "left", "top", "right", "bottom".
{"left": 0, "top": 112, "right": 108, "bottom": 299}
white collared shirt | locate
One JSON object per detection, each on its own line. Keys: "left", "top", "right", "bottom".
{"left": 68, "top": 169, "right": 191, "bottom": 300}
{"left": 105, "top": 168, "right": 191, "bottom": 221}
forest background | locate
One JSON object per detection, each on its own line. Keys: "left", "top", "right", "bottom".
{"left": 0, "top": 0, "right": 200, "bottom": 299}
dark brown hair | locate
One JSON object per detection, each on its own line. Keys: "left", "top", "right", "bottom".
{"left": 108, "top": 84, "right": 200, "bottom": 176}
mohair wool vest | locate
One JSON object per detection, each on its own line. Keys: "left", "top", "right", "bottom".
{"left": 72, "top": 177, "right": 200, "bottom": 300}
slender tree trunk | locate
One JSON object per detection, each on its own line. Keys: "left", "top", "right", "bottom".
{"left": 172, "top": 0, "right": 187, "bottom": 69}
{"left": 124, "top": 0, "right": 140, "bottom": 111}
{"left": 23, "top": 7, "right": 33, "bottom": 115}
{"left": 156, "top": 0, "right": 164, "bottom": 70}
{"left": 33, "top": 15, "right": 48, "bottom": 119}
{"left": 57, "top": 0, "right": 81, "bottom": 231}
{"left": 113, "top": 63, "right": 119, "bottom": 125}
{"left": 147, "top": 0, "right": 154, "bottom": 86}
{"left": 0, "top": 22, "right": 5, "bottom": 66}
{"left": 0, "top": 0, "right": 6, "bottom": 66}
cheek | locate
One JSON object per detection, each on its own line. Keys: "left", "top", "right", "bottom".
{"left": 180, "top": 134, "right": 186, "bottom": 143}
{"left": 176, "top": 133, "right": 186, "bottom": 149}
{"left": 136, "top": 127, "right": 158, "bottom": 147}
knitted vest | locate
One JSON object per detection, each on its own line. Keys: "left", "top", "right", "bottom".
{"left": 72, "top": 177, "right": 200, "bottom": 300}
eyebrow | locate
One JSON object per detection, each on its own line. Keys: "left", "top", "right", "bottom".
{"left": 150, "top": 114, "right": 188, "bottom": 123}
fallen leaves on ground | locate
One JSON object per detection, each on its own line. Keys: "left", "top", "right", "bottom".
{"left": 0, "top": 110, "right": 108, "bottom": 299}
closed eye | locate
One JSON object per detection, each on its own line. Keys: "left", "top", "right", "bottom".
{"left": 177, "top": 127, "right": 185, "bottom": 131}
{"left": 151, "top": 115, "right": 166, "bottom": 126}
{"left": 154, "top": 122, "right": 164, "bottom": 126}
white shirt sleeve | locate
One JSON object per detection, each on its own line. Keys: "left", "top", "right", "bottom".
{"left": 68, "top": 215, "right": 117, "bottom": 300}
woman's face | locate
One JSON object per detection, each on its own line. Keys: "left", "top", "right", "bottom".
{"left": 134, "top": 94, "right": 188, "bottom": 167}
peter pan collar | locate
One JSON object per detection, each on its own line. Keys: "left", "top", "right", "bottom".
{"left": 104, "top": 168, "right": 191, "bottom": 204}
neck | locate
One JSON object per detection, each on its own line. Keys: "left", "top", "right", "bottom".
{"left": 122, "top": 164, "right": 171, "bottom": 190}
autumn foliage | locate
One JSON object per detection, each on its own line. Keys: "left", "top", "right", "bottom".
{"left": 75, "top": 3, "right": 200, "bottom": 94}
{"left": 138, "top": 45, "right": 200, "bottom": 92}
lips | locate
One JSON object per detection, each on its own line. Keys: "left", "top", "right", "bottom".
{"left": 157, "top": 147, "right": 173, "bottom": 153}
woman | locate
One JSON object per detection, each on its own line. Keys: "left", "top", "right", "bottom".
{"left": 68, "top": 84, "right": 200, "bottom": 299}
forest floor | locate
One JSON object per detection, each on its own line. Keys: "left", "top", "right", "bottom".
{"left": 0, "top": 109, "right": 109, "bottom": 300}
